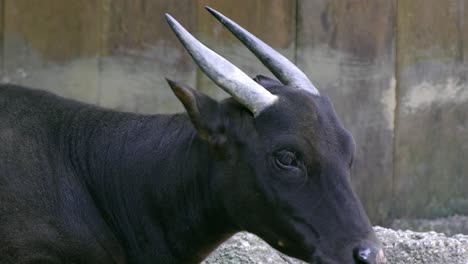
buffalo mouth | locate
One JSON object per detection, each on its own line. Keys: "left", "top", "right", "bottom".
{"left": 307, "top": 247, "right": 386, "bottom": 264}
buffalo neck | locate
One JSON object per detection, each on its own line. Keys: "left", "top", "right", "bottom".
{"left": 67, "top": 107, "right": 236, "bottom": 263}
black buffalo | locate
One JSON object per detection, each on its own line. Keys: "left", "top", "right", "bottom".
{"left": 0, "top": 7, "right": 385, "bottom": 264}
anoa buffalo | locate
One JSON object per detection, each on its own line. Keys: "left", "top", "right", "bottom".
{"left": 0, "top": 7, "right": 385, "bottom": 264}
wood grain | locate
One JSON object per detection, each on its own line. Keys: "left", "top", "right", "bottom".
{"left": 0, "top": 0, "right": 3, "bottom": 78}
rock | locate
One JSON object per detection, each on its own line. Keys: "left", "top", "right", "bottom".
{"left": 376, "top": 227, "right": 468, "bottom": 264}
{"left": 202, "top": 232, "right": 300, "bottom": 264}
{"left": 390, "top": 215, "right": 468, "bottom": 236}
{"left": 202, "top": 227, "right": 468, "bottom": 264}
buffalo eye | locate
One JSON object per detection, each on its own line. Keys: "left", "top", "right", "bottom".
{"left": 274, "top": 150, "right": 301, "bottom": 169}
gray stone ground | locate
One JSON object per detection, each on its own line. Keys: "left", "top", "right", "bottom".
{"left": 203, "top": 227, "right": 468, "bottom": 264}
{"left": 390, "top": 215, "right": 468, "bottom": 236}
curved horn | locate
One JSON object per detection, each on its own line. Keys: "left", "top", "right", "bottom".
{"left": 205, "top": 7, "right": 319, "bottom": 95}
{"left": 165, "top": 14, "right": 278, "bottom": 116}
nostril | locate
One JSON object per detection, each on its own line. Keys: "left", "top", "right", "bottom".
{"left": 353, "top": 246, "right": 373, "bottom": 263}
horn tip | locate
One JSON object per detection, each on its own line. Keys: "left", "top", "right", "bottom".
{"left": 205, "top": 6, "right": 214, "bottom": 12}
{"left": 205, "top": 6, "right": 222, "bottom": 19}
{"left": 165, "top": 13, "right": 184, "bottom": 36}
{"left": 164, "top": 13, "right": 175, "bottom": 24}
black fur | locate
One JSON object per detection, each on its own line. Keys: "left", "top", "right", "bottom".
{"left": 0, "top": 77, "right": 379, "bottom": 264}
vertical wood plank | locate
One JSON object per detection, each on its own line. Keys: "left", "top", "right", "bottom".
{"left": 465, "top": 0, "right": 468, "bottom": 63}
{"left": 194, "top": 0, "right": 296, "bottom": 99}
{"left": 99, "top": 0, "right": 197, "bottom": 114}
{"left": 394, "top": 0, "right": 468, "bottom": 219}
{"left": 3, "top": 0, "right": 100, "bottom": 103}
{"left": 0, "top": 0, "right": 4, "bottom": 79}
{"left": 297, "top": 0, "right": 396, "bottom": 224}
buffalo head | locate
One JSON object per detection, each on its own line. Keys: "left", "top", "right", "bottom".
{"left": 165, "top": 7, "right": 385, "bottom": 264}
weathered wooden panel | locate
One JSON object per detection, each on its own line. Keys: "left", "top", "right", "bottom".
{"left": 3, "top": 0, "right": 100, "bottom": 103}
{"left": 0, "top": 0, "right": 4, "bottom": 79}
{"left": 99, "top": 0, "right": 197, "bottom": 114}
{"left": 465, "top": 0, "right": 468, "bottom": 64}
{"left": 297, "top": 0, "right": 396, "bottom": 224}
{"left": 394, "top": 0, "right": 468, "bottom": 218}
{"left": 194, "top": 0, "right": 296, "bottom": 99}
{"left": 2, "top": 0, "right": 467, "bottom": 223}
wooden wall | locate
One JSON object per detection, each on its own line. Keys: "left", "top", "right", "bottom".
{"left": 1, "top": 0, "right": 467, "bottom": 224}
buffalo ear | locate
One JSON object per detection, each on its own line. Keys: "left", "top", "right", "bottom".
{"left": 166, "top": 78, "right": 223, "bottom": 143}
